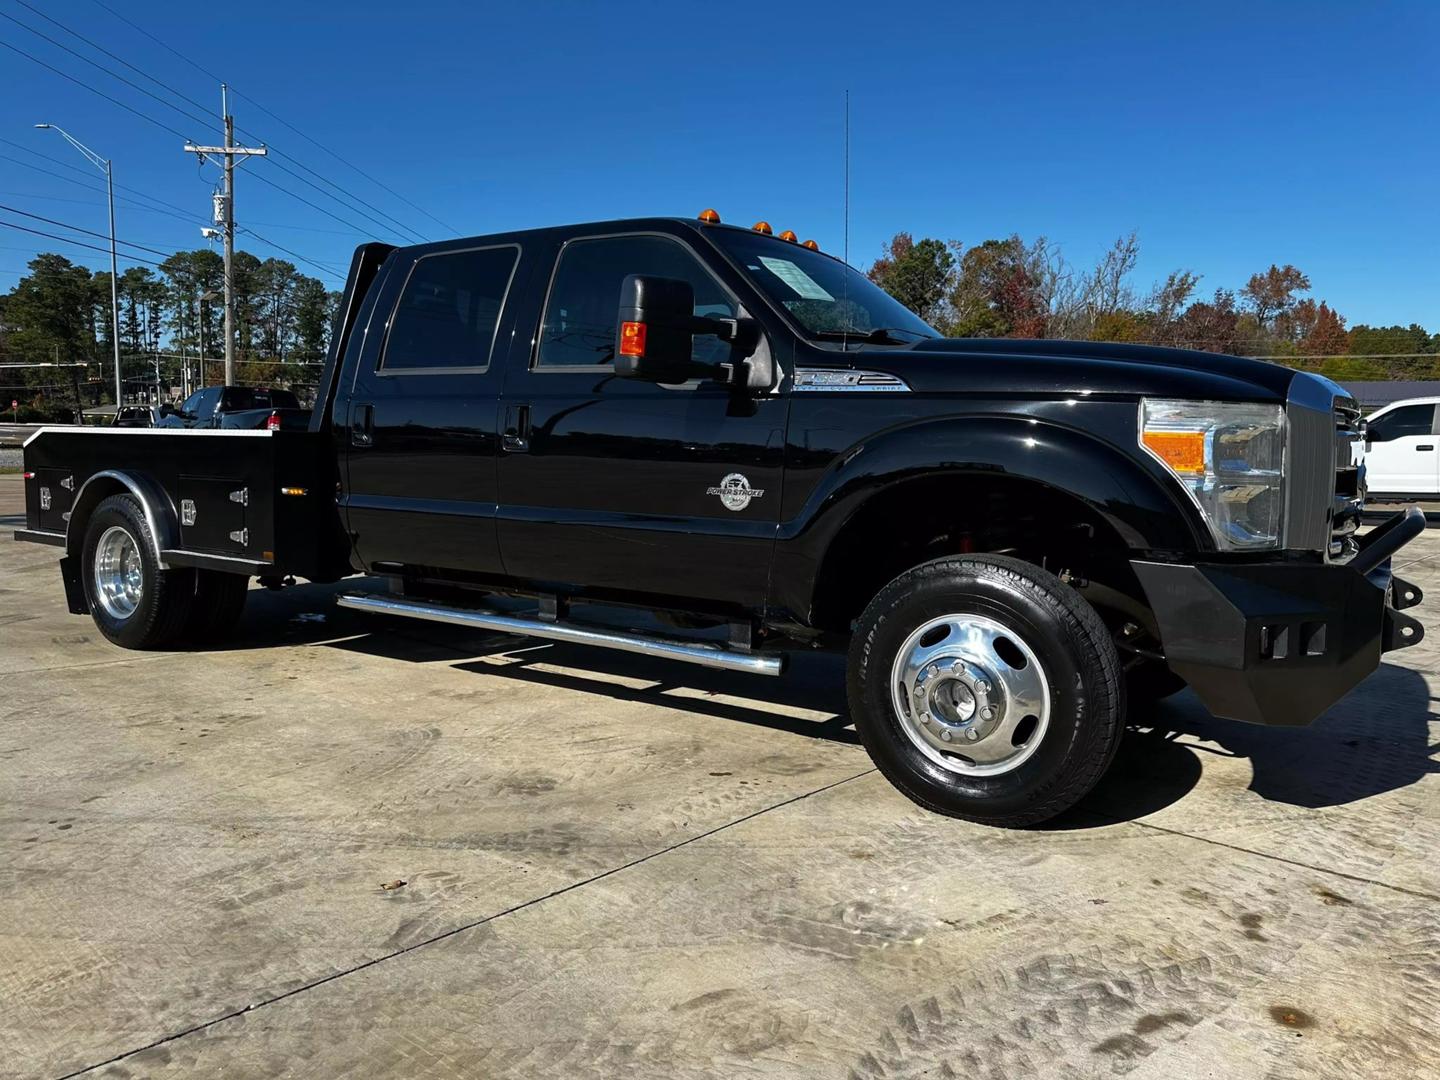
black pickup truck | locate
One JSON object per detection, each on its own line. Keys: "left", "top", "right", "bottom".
{"left": 14, "top": 212, "right": 1427, "bottom": 826}
{"left": 158, "top": 385, "right": 312, "bottom": 431}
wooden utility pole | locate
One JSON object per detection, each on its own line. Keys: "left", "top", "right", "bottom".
{"left": 184, "top": 85, "right": 266, "bottom": 386}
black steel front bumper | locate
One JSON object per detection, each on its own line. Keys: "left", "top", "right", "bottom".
{"left": 1132, "top": 507, "right": 1426, "bottom": 727}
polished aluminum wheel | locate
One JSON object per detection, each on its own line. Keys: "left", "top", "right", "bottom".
{"left": 93, "top": 525, "right": 144, "bottom": 621}
{"left": 890, "top": 614, "right": 1051, "bottom": 776}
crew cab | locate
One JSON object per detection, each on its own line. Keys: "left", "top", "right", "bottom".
{"left": 13, "top": 212, "right": 1427, "bottom": 826}
{"left": 159, "top": 385, "right": 311, "bottom": 431}
{"left": 1360, "top": 396, "right": 1440, "bottom": 500}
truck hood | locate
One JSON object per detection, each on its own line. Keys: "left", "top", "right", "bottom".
{"left": 842, "top": 338, "right": 1304, "bottom": 402}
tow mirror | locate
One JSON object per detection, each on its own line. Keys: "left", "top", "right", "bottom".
{"left": 614, "top": 275, "right": 759, "bottom": 385}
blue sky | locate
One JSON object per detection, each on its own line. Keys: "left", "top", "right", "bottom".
{"left": 1, "top": 0, "right": 1436, "bottom": 330}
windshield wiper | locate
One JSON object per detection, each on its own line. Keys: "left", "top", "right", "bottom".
{"left": 809, "top": 327, "right": 926, "bottom": 345}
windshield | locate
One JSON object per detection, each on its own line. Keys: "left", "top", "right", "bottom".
{"left": 708, "top": 229, "right": 940, "bottom": 343}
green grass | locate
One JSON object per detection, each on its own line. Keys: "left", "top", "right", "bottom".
{"left": 0, "top": 466, "right": 23, "bottom": 475}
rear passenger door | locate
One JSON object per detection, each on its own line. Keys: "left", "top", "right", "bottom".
{"left": 342, "top": 243, "right": 524, "bottom": 574}
{"left": 1364, "top": 402, "right": 1439, "bottom": 496}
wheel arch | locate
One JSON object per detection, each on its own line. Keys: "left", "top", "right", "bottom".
{"left": 66, "top": 470, "right": 178, "bottom": 566}
{"left": 776, "top": 417, "right": 1207, "bottom": 631}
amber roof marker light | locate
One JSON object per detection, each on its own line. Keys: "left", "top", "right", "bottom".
{"left": 778, "top": 230, "right": 797, "bottom": 243}
{"left": 752, "top": 220, "right": 773, "bottom": 235}
{"left": 698, "top": 208, "right": 721, "bottom": 224}
{"left": 802, "top": 239, "right": 820, "bottom": 251}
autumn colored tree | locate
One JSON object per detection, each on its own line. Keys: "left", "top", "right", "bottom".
{"left": 1241, "top": 264, "right": 1310, "bottom": 331}
{"left": 867, "top": 233, "right": 957, "bottom": 327}
{"left": 1295, "top": 300, "right": 1348, "bottom": 356}
{"left": 950, "top": 236, "right": 1054, "bottom": 338}
{"left": 1142, "top": 270, "right": 1201, "bottom": 347}
{"left": 1173, "top": 289, "right": 1242, "bottom": 353}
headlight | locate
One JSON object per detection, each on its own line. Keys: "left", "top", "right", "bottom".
{"left": 1140, "top": 398, "right": 1286, "bottom": 550}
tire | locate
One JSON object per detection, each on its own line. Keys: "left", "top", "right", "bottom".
{"left": 1125, "top": 660, "right": 1187, "bottom": 707}
{"left": 847, "top": 555, "right": 1124, "bottom": 827}
{"left": 81, "top": 493, "right": 195, "bottom": 649}
{"left": 183, "top": 570, "right": 250, "bottom": 645}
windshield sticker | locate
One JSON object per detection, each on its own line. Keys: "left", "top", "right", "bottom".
{"left": 757, "top": 256, "right": 834, "bottom": 301}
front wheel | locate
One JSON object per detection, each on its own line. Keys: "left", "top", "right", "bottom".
{"left": 847, "top": 555, "right": 1124, "bottom": 827}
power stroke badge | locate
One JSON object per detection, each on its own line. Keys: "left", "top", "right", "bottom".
{"left": 707, "top": 473, "right": 765, "bottom": 512}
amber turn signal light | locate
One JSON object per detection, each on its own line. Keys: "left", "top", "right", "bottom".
{"left": 698, "top": 208, "right": 720, "bottom": 224}
{"left": 1141, "top": 430, "right": 1206, "bottom": 475}
{"left": 752, "top": 220, "right": 772, "bottom": 235}
{"left": 778, "top": 229, "right": 797, "bottom": 242}
{"left": 802, "top": 239, "right": 819, "bottom": 251}
{"left": 619, "top": 321, "right": 647, "bottom": 358}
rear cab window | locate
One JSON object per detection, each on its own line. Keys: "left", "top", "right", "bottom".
{"left": 381, "top": 245, "right": 521, "bottom": 373}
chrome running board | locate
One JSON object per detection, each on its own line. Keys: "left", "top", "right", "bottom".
{"left": 336, "top": 593, "right": 785, "bottom": 677}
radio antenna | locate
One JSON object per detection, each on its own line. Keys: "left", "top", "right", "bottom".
{"left": 842, "top": 88, "right": 850, "bottom": 351}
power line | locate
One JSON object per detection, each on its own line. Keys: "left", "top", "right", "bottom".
{"left": 0, "top": 188, "right": 210, "bottom": 225}
{"left": 0, "top": 10, "right": 215, "bottom": 134}
{"left": 0, "top": 204, "right": 175, "bottom": 259}
{"left": 9, "top": 5, "right": 433, "bottom": 248}
{"left": 238, "top": 226, "right": 344, "bottom": 283}
{"left": 16, "top": 4, "right": 427, "bottom": 245}
{"left": 14, "top": 0, "right": 216, "bottom": 120}
{"left": 0, "top": 219, "right": 165, "bottom": 267}
{"left": 246, "top": 168, "right": 385, "bottom": 241}
{"left": 85, "top": 0, "right": 455, "bottom": 236}
{"left": 0, "top": 140, "right": 210, "bottom": 222}
{"left": 0, "top": 38, "right": 191, "bottom": 141}
{"left": 262, "top": 155, "right": 426, "bottom": 244}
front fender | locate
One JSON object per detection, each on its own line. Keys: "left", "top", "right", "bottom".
{"left": 771, "top": 414, "right": 1209, "bottom": 619}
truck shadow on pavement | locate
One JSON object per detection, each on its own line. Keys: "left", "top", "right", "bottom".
{"left": 233, "top": 583, "right": 860, "bottom": 747}
{"left": 233, "top": 586, "right": 1438, "bottom": 824}
{"left": 1061, "top": 660, "right": 1438, "bottom": 828}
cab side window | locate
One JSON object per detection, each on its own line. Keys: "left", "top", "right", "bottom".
{"left": 382, "top": 246, "right": 520, "bottom": 372}
{"left": 195, "top": 387, "right": 221, "bottom": 422}
{"left": 536, "top": 235, "right": 736, "bottom": 369}
{"left": 1369, "top": 404, "right": 1434, "bottom": 441}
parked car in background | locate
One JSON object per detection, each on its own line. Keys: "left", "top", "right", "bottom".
{"left": 112, "top": 405, "right": 162, "bottom": 428}
{"left": 159, "top": 385, "right": 312, "bottom": 431}
{"left": 1361, "top": 397, "right": 1440, "bottom": 500}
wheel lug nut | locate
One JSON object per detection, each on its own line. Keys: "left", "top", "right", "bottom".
{"left": 940, "top": 730, "right": 952, "bottom": 741}
{"left": 981, "top": 706, "right": 995, "bottom": 720}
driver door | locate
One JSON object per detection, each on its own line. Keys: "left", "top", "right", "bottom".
{"left": 495, "top": 231, "right": 786, "bottom": 610}
{"left": 1364, "top": 402, "right": 1439, "bottom": 496}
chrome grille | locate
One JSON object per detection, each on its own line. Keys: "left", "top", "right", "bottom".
{"left": 1331, "top": 400, "right": 1364, "bottom": 557}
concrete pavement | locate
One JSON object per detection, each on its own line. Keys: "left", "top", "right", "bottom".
{"left": 2, "top": 471, "right": 1438, "bottom": 1078}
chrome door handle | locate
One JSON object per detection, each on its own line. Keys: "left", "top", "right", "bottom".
{"left": 502, "top": 404, "right": 530, "bottom": 452}
{"left": 352, "top": 403, "right": 374, "bottom": 448}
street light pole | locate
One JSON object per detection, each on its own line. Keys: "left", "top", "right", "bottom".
{"left": 105, "top": 156, "right": 121, "bottom": 407}
{"left": 35, "top": 124, "right": 123, "bottom": 410}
